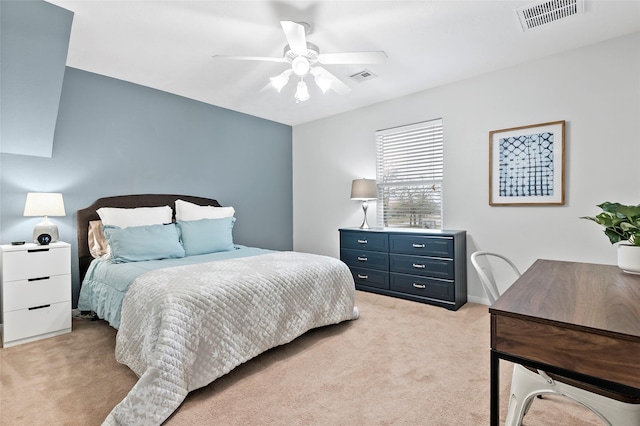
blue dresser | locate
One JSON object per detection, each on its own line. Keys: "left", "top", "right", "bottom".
{"left": 339, "top": 227, "right": 467, "bottom": 310}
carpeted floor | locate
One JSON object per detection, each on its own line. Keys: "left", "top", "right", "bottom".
{"left": 0, "top": 291, "right": 604, "bottom": 425}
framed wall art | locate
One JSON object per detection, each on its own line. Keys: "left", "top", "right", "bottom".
{"left": 489, "top": 120, "right": 565, "bottom": 206}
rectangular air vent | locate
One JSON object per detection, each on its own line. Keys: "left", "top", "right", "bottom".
{"left": 350, "top": 69, "right": 378, "bottom": 83}
{"left": 516, "top": 0, "right": 584, "bottom": 32}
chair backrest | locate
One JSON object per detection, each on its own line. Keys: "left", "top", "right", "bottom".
{"left": 470, "top": 251, "right": 522, "bottom": 304}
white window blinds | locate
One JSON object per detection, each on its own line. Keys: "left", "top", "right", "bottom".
{"left": 375, "top": 119, "right": 443, "bottom": 229}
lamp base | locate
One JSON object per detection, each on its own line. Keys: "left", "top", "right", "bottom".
{"left": 359, "top": 200, "right": 371, "bottom": 229}
{"left": 33, "top": 216, "right": 59, "bottom": 245}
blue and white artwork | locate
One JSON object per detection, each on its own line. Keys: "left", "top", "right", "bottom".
{"left": 498, "top": 132, "right": 554, "bottom": 197}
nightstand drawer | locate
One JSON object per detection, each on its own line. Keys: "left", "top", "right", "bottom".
{"left": 349, "top": 267, "right": 389, "bottom": 290}
{"left": 389, "top": 254, "right": 454, "bottom": 279}
{"left": 341, "top": 249, "right": 388, "bottom": 271}
{"left": 389, "top": 235, "right": 454, "bottom": 258}
{"left": 3, "top": 300, "right": 71, "bottom": 344}
{"left": 3, "top": 274, "right": 70, "bottom": 312}
{"left": 340, "top": 231, "right": 388, "bottom": 252}
{"left": 390, "top": 273, "right": 454, "bottom": 302}
{"left": 2, "top": 247, "right": 71, "bottom": 282}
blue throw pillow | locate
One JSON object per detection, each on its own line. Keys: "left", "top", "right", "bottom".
{"left": 103, "top": 223, "right": 185, "bottom": 263}
{"left": 177, "top": 217, "right": 236, "bottom": 256}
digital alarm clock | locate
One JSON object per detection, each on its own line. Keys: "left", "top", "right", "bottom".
{"left": 37, "top": 233, "right": 52, "bottom": 245}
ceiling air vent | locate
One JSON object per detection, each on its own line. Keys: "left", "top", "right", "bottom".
{"left": 516, "top": 0, "right": 585, "bottom": 32}
{"left": 350, "top": 69, "right": 378, "bottom": 83}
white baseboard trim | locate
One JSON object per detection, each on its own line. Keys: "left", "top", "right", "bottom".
{"left": 467, "top": 295, "right": 491, "bottom": 306}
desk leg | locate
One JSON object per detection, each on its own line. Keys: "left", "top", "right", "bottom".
{"left": 490, "top": 350, "right": 499, "bottom": 426}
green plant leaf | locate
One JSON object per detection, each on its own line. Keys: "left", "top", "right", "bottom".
{"left": 603, "top": 229, "right": 625, "bottom": 244}
{"left": 583, "top": 202, "right": 640, "bottom": 245}
{"left": 617, "top": 204, "right": 640, "bottom": 220}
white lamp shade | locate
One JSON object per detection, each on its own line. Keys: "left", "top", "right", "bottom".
{"left": 270, "top": 70, "right": 291, "bottom": 93}
{"left": 23, "top": 193, "right": 66, "bottom": 217}
{"left": 314, "top": 74, "right": 332, "bottom": 93}
{"left": 351, "top": 179, "right": 377, "bottom": 200}
{"left": 295, "top": 80, "right": 310, "bottom": 102}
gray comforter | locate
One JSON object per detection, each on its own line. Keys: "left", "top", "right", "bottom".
{"left": 103, "top": 251, "right": 357, "bottom": 425}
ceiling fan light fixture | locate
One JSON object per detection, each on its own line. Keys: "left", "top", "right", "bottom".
{"left": 295, "top": 80, "right": 310, "bottom": 102}
{"left": 314, "top": 73, "right": 332, "bottom": 93}
{"left": 214, "top": 20, "right": 386, "bottom": 103}
{"left": 291, "top": 56, "right": 310, "bottom": 76}
{"left": 270, "top": 74, "right": 289, "bottom": 93}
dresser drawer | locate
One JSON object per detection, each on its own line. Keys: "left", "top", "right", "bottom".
{"left": 341, "top": 249, "right": 389, "bottom": 271}
{"left": 3, "top": 274, "right": 70, "bottom": 312}
{"left": 349, "top": 267, "right": 389, "bottom": 290}
{"left": 389, "top": 235, "right": 454, "bottom": 258}
{"left": 390, "top": 254, "right": 454, "bottom": 279}
{"left": 1, "top": 246, "right": 71, "bottom": 282}
{"left": 3, "top": 300, "right": 72, "bottom": 344}
{"left": 340, "top": 231, "right": 388, "bottom": 252}
{"left": 390, "top": 273, "right": 454, "bottom": 302}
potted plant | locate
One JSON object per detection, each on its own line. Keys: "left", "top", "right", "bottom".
{"left": 581, "top": 202, "right": 640, "bottom": 274}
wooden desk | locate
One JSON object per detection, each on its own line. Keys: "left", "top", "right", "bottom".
{"left": 489, "top": 259, "right": 640, "bottom": 425}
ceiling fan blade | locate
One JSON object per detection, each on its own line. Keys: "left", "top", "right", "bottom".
{"left": 311, "top": 66, "right": 351, "bottom": 95}
{"left": 259, "top": 81, "right": 275, "bottom": 93}
{"left": 212, "top": 55, "right": 287, "bottom": 63}
{"left": 280, "top": 21, "right": 308, "bottom": 56}
{"left": 318, "top": 51, "right": 387, "bottom": 65}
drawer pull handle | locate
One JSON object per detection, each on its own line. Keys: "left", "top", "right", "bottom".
{"left": 28, "top": 276, "right": 50, "bottom": 282}
{"left": 357, "top": 256, "right": 368, "bottom": 262}
{"left": 412, "top": 263, "right": 426, "bottom": 269}
{"left": 357, "top": 274, "right": 368, "bottom": 280}
{"left": 27, "top": 248, "right": 50, "bottom": 253}
{"left": 28, "top": 304, "right": 51, "bottom": 311}
{"left": 412, "top": 283, "right": 426, "bottom": 289}
{"left": 357, "top": 239, "right": 368, "bottom": 244}
{"left": 412, "top": 243, "right": 425, "bottom": 248}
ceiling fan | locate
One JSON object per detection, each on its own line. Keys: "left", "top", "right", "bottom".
{"left": 212, "top": 21, "right": 387, "bottom": 102}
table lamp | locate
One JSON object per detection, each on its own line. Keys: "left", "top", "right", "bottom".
{"left": 351, "top": 178, "right": 377, "bottom": 229}
{"left": 23, "top": 192, "right": 66, "bottom": 245}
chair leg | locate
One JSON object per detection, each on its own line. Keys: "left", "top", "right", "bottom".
{"left": 523, "top": 396, "right": 535, "bottom": 416}
{"left": 505, "top": 364, "right": 640, "bottom": 426}
{"left": 505, "top": 365, "right": 539, "bottom": 426}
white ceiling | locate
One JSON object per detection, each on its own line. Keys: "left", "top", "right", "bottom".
{"left": 46, "top": 1, "right": 640, "bottom": 126}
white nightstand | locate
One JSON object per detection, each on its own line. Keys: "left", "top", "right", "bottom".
{"left": 1, "top": 241, "right": 72, "bottom": 347}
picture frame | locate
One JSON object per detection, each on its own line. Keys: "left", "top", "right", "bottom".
{"left": 489, "top": 120, "right": 565, "bottom": 206}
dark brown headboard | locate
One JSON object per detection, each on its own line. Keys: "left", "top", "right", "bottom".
{"left": 77, "top": 194, "right": 221, "bottom": 281}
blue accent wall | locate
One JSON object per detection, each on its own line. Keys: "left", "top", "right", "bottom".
{"left": 0, "top": 68, "right": 293, "bottom": 306}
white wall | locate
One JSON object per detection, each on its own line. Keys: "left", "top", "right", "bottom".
{"left": 292, "top": 32, "right": 640, "bottom": 304}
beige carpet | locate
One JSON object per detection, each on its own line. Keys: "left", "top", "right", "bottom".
{"left": 0, "top": 291, "right": 603, "bottom": 425}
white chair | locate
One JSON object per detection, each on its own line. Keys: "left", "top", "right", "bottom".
{"left": 470, "top": 251, "right": 640, "bottom": 426}
{"left": 470, "top": 251, "right": 520, "bottom": 305}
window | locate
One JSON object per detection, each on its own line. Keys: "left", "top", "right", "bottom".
{"left": 375, "top": 119, "right": 443, "bottom": 229}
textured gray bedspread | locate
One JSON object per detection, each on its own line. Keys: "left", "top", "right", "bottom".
{"left": 103, "top": 251, "right": 357, "bottom": 425}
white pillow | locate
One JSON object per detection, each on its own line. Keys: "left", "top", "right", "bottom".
{"left": 97, "top": 205, "right": 172, "bottom": 228}
{"left": 175, "top": 199, "right": 235, "bottom": 221}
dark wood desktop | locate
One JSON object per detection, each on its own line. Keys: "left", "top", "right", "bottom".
{"left": 489, "top": 259, "right": 640, "bottom": 425}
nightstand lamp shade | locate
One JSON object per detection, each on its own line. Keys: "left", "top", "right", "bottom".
{"left": 23, "top": 192, "right": 66, "bottom": 244}
{"left": 351, "top": 178, "right": 377, "bottom": 229}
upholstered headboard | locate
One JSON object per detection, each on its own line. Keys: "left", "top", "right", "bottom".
{"left": 76, "top": 194, "right": 221, "bottom": 281}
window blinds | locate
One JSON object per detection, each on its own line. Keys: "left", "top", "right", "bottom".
{"left": 375, "top": 119, "right": 443, "bottom": 229}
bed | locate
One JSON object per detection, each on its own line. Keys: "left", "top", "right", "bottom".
{"left": 76, "top": 194, "right": 358, "bottom": 425}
